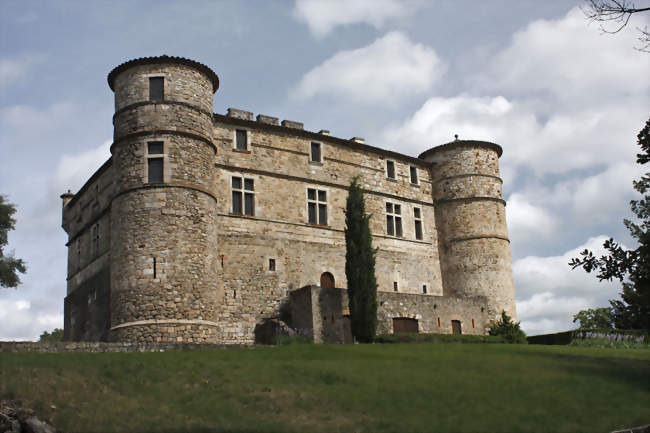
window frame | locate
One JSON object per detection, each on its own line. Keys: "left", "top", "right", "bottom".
{"left": 231, "top": 175, "right": 255, "bottom": 216}
{"left": 414, "top": 207, "right": 423, "bottom": 240}
{"left": 234, "top": 128, "right": 250, "bottom": 152}
{"left": 145, "top": 140, "right": 167, "bottom": 184}
{"left": 306, "top": 187, "right": 328, "bottom": 226}
{"left": 386, "top": 159, "right": 396, "bottom": 180}
{"left": 385, "top": 201, "right": 403, "bottom": 237}
{"left": 148, "top": 76, "right": 164, "bottom": 102}
{"left": 409, "top": 165, "right": 419, "bottom": 185}
{"left": 310, "top": 141, "right": 323, "bottom": 164}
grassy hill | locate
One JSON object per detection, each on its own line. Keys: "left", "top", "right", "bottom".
{"left": 1, "top": 343, "right": 648, "bottom": 432}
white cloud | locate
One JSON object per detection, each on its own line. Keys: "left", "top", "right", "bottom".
{"left": 55, "top": 140, "right": 112, "bottom": 194}
{"left": 0, "top": 53, "right": 46, "bottom": 89}
{"left": 514, "top": 236, "right": 622, "bottom": 335}
{"left": 0, "top": 298, "right": 62, "bottom": 341}
{"left": 479, "top": 8, "right": 650, "bottom": 105}
{"left": 293, "top": 32, "right": 446, "bottom": 104}
{"left": 506, "top": 193, "right": 559, "bottom": 242}
{"left": 292, "top": 0, "right": 425, "bottom": 37}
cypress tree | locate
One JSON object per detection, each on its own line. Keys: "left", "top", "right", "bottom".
{"left": 345, "top": 177, "right": 377, "bottom": 343}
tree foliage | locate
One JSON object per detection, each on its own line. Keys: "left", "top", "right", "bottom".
{"left": 39, "top": 328, "right": 64, "bottom": 343}
{"left": 488, "top": 311, "right": 527, "bottom": 344}
{"left": 0, "top": 195, "right": 26, "bottom": 288}
{"left": 569, "top": 118, "right": 650, "bottom": 330}
{"left": 582, "top": 0, "right": 650, "bottom": 52}
{"left": 572, "top": 307, "right": 615, "bottom": 329}
{"left": 344, "top": 177, "right": 377, "bottom": 343}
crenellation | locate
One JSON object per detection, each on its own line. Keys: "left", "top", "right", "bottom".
{"left": 61, "top": 56, "right": 516, "bottom": 343}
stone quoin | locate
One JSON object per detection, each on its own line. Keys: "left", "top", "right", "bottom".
{"left": 60, "top": 56, "right": 516, "bottom": 344}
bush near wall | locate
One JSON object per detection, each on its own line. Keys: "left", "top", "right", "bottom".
{"left": 527, "top": 329, "right": 649, "bottom": 347}
{"left": 374, "top": 333, "right": 506, "bottom": 344}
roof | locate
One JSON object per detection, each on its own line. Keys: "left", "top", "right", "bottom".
{"left": 107, "top": 55, "right": 219, "bottom": 93}
{"left": 418, "top": 140, "right": 503, "bottom": 159}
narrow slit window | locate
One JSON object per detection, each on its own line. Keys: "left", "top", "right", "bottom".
{"left": 153, "top": 257, "right": 157, "bottom": 279}
{"left": 414, "top": 207, "right": 423, "bottom": 240}
{"left": 423, "top": 284, "right": 427, "bottom": 294}
{"left": 149, "top": 77, "right": 164, "bottom": 102}
{"left": 269, "top": 258, "right": 276, "bottom": 272}
{"left": 307, "top": 188, "right": 327, "bottom": 225}
{"left": 235, "top": 129, "right": 247, "bottom": 150}
{"left": 310, "top": 142, "right": 322, "bottom": 163}
{"left": 386, "top": 160, "right": 395, "bottom": 179}
{"left": 393, "top": 281, "right": 398, "bottom": 292}
{"left": 410, "top": 166, "right": 418, "bottom": 184}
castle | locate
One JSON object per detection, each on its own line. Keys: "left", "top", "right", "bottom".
{"left": 60, "top": 56, "right": 516, "bottom": 344}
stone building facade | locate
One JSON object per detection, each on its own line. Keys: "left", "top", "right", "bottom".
{"left": 60, "top": 56, "right": 516, "bottom": 344}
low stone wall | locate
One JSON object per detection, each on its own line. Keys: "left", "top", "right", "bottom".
{"left": 0, "top": 341, "right": 233, "bottom": 353}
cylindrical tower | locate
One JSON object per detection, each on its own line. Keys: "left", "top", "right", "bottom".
{"left": 420, "top": 140, "right": 516, "bottom": 321}
{"left": 107, "top": 56, "right": 221, "bottom": 343}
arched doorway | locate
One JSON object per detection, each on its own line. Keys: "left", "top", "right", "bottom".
{"left": 320, "top": 272, "right": 335, "bottom": 288}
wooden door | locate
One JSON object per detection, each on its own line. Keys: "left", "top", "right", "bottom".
{"left": 393, "top": 318, "right": 419, "bottom": 333}
{"left": 320, "top": 272, "right": 335, "bottom": 288}
{"left": 451, "top": 320, "right": 462, "bottom": 334}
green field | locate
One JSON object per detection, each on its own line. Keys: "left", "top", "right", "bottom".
{"left": 1, "top": 343, "right": 649, "bottom": 432}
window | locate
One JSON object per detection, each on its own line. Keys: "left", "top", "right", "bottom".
{"left": 414, "top": 207, "right": 423, "bottom": 240}
{"left": 386, "top": 160, "right": 395, "bottom": 179}
{"left": 91, "top": 222, "right": 100, "bottom": 256}
{"left": 410, "top": 166, "right": 418, "bottom": 184}
{"left": 235, "top": 129, "right": 247, "bottom": 150}
{"left": 307, "top": 188, "right": 327, "bottom": 225}
{"left": 393, "top": 281, "right": 398, "bottom": 292}
{"left": 386, "top": 202, "right": 402, "bottom": 237}
{"left": 269, "top": 258, "right": 276, "bottom": 272}
{"left": 149, "top": 77, "right": 164, "bottom": 102}
{"left": 232, "top": 176, "right": 254, "bottom": 216}
{"left": 423, "top": 284, "right": 427, "bottom": 294}
{"left": 310, "top": 142, "right": 322, "bottom": 163}
{"left": 147, "top": 141, "right": 164, "bottom": 183}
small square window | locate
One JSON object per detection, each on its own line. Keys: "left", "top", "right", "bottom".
{"left": 149, "top": 77, "right": 164, "bottom": 102}
{"left": 414, "top": 208, "right": 421, "bottom": 219}
{"left": 310, "top": 142, "right": 322, "bottom": 163}
{"left": 232, "top": 177, "right": 242, "bottom": 189}
{"left": 386, "top": 160, "right": 395, "bottom": 179}
{"left": 148, "top": 141, "right": 163, "bottom": 155}
{"left": 235, "top": 129, "right": 247, "bottom": 150}
{"left": 269, "top": 258, "right": 276, "bottom": 272}
{"left": 318, "top": 190, "right": 326, "bottom": 201}
{"left": 244, "top": 178, "right": 254, "bottom": 191}
{"left": 307, "top": 188, "right": 316, "bottom": 200}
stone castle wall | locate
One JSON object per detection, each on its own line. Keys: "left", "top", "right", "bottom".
{"left": 60, "top": 57, "right": 516, "bottom": 344}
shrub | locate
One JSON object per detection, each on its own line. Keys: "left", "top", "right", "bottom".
{"left": 488, "top": 311, "right": 527, "bottom": 344}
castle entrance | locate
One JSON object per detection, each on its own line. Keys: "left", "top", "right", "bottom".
{"left": 393, "top": 318, "right": 419, "bottom": 333}
{"left": 320, "top": 272, "right": 335, "bottom": 288}
{"left": 451, "top": 320, "right": 462, "bottom": 334}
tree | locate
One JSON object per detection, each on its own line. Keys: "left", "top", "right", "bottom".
{"left": 488, "top": 311, "right": 527, "bottom": 344}
{"left": 582, "top": 0, "right": 650, "bottom": 52}
{"left": 569, "top": 118, "right": 650, "bottom": 331}
{"left": 0, "top": 195, "right": 26, "bottom": 288}
{"left": 344, "top": 177, "right": 377, "bottom": 343}
{"left": 572, "top": 307, "right": 615, "bottom": 329}
{"left": 39, "top": 328, "right": 64, "bottom": 343}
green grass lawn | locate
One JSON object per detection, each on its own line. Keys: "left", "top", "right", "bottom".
{"left": 1, "top": 343, "right": 649, "bottom": 432}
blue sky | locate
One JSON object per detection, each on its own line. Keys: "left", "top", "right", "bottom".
{"left": 1, "top": 0, "right": 649, "bottom": 339}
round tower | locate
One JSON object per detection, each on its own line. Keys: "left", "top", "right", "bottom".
{"left": 419, "top": 140, "right": 516, "bottom": 321}
{"left": 107, "top": 56, "right": 220, "bottom": 343}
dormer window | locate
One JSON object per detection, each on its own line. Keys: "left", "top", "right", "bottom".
{"left": 386, "top": 160, "right": 395, "bottom": 180}
{"left": 149, "top": 77, "right": 164, "bottom": 102}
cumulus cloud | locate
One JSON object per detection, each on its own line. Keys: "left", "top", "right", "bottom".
{"left": 0, "top": 296, "right": 63, "bottom": 341}
{"left": 292, "top": 0, "right": 425, "bottom": 37}
{"left": 514, "top": 236, "right": 622, "bottom": 335}
{"left": 293, "top": 32, "right": 446, "bottom": 104}
{"left": 55, "top": 140, "right": 112, "bottom": 194}
{"left": 506, "top": 193, "right": 559, "bottom": 242}
{"left": 0, "top": 53, "right": 46, "bottom": 89}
